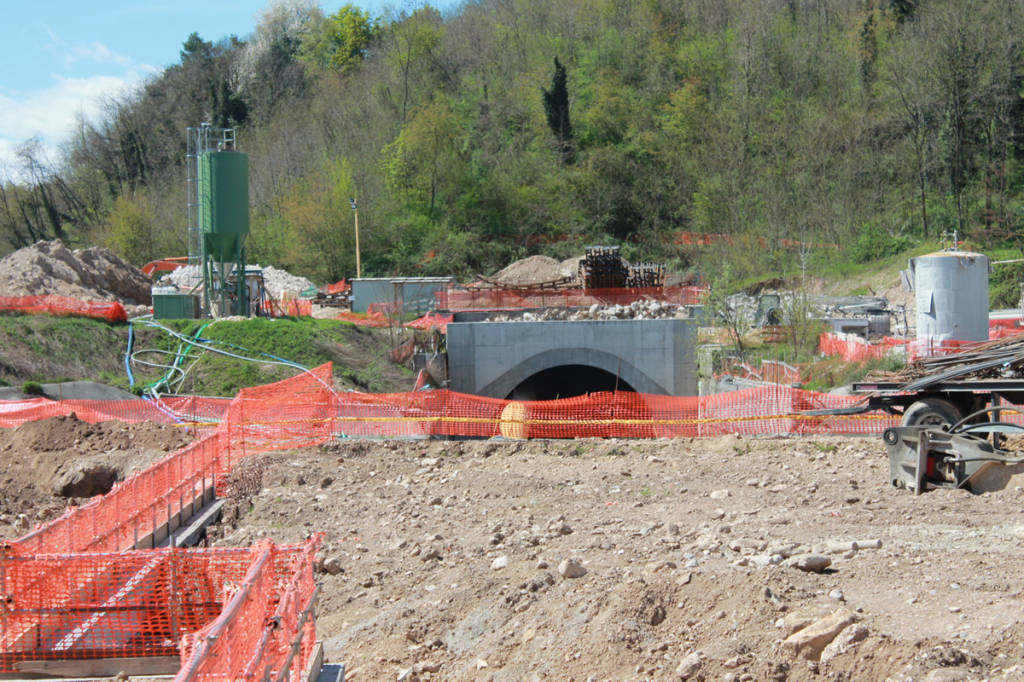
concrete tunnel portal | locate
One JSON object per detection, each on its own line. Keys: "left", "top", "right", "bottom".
{"left": 446, "top": 319, "right": 697, "bottom": 400}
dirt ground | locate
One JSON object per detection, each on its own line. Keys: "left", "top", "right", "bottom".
{"left": 205, "top": 434, "right": 1024, "bottom": 681}
{"left": 0, "top": 414, "right": 191, "bottom": 539}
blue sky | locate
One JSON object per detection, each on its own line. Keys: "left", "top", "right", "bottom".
{"left": 0, "top": 1, "right": 460, "bottom": 175}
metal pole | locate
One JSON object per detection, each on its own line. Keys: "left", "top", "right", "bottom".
{"left": 354, "top": 207, "right": 361, "bottom": 279}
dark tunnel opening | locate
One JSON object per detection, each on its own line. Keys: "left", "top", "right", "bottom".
{"left": 505, "top": 365, "right": 637, "bottom": 401}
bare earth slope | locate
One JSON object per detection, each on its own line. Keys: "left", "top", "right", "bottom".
{"left": 209, "top": 435, "right": 1024, "bottom": 681}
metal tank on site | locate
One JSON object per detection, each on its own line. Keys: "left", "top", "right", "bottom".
{"left": 195, "top": 138, "right": 249, "bottom": 317}
{"left": 909, "top": 250, "right": 989, "bottom": 348}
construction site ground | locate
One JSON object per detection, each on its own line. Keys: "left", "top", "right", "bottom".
{"left": 0, "top": 415, "right": 192, "bottom": 539}
{"left": 189, "top": 433, "right": 1024, "bottom": 681}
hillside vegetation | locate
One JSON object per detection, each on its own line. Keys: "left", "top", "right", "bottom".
{"left": 2, "top": 0, "right": 1023, "bottom": 288}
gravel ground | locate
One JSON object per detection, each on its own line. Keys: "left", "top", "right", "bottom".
{"left": 207, "top": 434, "right": 1024, "bottom": 681}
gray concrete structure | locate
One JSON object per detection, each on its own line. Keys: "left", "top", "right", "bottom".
{"left": 447, "top": 319, "right": 697, "bottom": 398}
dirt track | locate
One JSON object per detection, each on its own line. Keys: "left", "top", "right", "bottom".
{"left": 205, "top": 434, "right": 1024, "bottom": 681}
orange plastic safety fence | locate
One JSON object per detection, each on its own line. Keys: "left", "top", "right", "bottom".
{"left": 268, "top": 299, "right": 313, "bottom": 317}
{"left": 0, "top": 295, "right": 127, "bottom": 322}
{"left": 215, "top": 364, "right": 336, "bottom": 488}
{"left": 177, "top": 538, "right": 320, "bottom": 682}
{"left": 329, "top": 384, "right": 897, "bottom": 439}
{"left": 155, "top": 396, "right": 232, "bottom": 423}
{"left": 0, "top": 398, "right": 182, "bottom": 428}
{"left": 435, "top": 285, "right": 706, "bottom": 310}
{"left": 818, "top": 332, "right": 1000, "bottom": 362}
{"left": 0, "top": 546, "right": 256, "bottom": 671}
{"left": 406, "top": 312, "right": 452, "bottom": 332}
{"left": 335, "top": 310, "right": 390, "bottom": 327}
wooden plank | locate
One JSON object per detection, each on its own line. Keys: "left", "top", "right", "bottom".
{"left": 14, "top": 655, "right": 180, "bottom": 676}
{"left": 303, "top": 642, "right": 325, "bottom": 682}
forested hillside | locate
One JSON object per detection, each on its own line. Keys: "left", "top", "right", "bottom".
{"left": 2, "top": 0, "right": 1023, "bottom": 286}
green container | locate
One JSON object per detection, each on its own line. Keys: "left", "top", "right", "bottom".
{"left": 199, "top": 151, "right": 249, "bottom": 262}
{"left": 153, "top": 293, "right": 198, "bottom": 320}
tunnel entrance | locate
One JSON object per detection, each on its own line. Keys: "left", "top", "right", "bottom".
{"left": 505, "top": 364, "right": 637, "bottom": 401}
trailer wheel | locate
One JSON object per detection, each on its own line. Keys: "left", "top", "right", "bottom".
{"left": 900, "top": 398, "right": 962, "bottom": 428}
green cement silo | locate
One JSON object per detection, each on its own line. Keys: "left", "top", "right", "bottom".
{"left": 198, "top": 151, "right": 249, "bottom": 316}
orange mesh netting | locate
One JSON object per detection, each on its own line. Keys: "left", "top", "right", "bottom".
{"left": 0, "top": 546, "right": 255, "bottom": 668}
{"left": 268, "top": 299, "right": 313, "bottom": 317}
{"left": 0, "top": 398, "right": 184, "bottom": 428}
{"left": 0, "top": 296, "right": 127, "bottom": 323}
{"left": 177, "top": 537, "right": 320, "bottom": 681}
{"left": 0, "top": 540, "right": 318, "bottom": 677}
{"left": 818, "top": 332, "right": 993, "bottom": 362}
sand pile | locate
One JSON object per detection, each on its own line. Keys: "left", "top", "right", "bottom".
{"left": 490, "top": 255, "right": 581, "bottom": 286}
{"left": 0, "top": 240, "right": 151, "bottom": 304}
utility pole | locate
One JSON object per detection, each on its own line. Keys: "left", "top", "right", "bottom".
{"left": 349, "top": 198, "right": 361, "bottom": 278}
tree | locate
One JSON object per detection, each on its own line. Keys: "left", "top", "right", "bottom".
{"left": 106, "top": 193, "right": 160, "bottom": 264}
{"left": 298, "top": 4, "right": 378, "bottom": 73}
{"left": 543, "top": 57, "right": 575, "bottom": 164}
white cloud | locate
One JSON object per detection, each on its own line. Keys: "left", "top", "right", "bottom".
{"left": 42, "top": 25, "right": 134, "bottom": 70}
{"left": 0, "top": 73, "right": 143, "bottom": 175}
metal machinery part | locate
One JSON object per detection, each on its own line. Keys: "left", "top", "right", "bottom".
{"left": 884, "top": 407, "right": 1024, "bottom": 494}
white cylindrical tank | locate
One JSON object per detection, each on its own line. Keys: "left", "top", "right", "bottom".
{"left": 911, "top": 251, "right": 989, "bottom": 344}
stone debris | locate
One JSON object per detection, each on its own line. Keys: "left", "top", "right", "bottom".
{"left": 165, "top": 263, "right": 314, "bottom": 300}
{"left": 491, "top": 555, "right": 509, "bottom": 570}
{"left": 826, "top": 539, "right": 882, "bottom": 554}
{"left": 784, "top": 554, "right": 832, "bottom": 573}
{"left": 675, "top": 650, "right": 704, "bottom": 679}
{"left": 485, "top": 299, "right": 693, "bottom": 323}
{"left": 820, "top": 623, "right": 869, "bottom": 663}
{"left": 783, "top": 608, "right": 860, "bottom": 661}
{"left": 558, "top": 558, "right": 587, "bottom": 578}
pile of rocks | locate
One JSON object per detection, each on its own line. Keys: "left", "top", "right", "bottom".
{"left": 487, "top": 299, "right": 693, "bottom": 322}
{"left": 163, "top": 263, "right": 314, "bottom": 300}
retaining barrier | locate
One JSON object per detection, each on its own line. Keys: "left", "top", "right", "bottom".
{"left": 0, "top": 296, "right": 127, "bottom": 323}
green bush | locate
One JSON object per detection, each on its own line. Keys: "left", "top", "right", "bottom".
{"left": 22, "top": 381, "right": 43, "bottom": 395}
{"left": 847, "top": 222, "right": 913, "bottom": 264}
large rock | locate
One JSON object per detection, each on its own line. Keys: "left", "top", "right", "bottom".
{"left": 820, "top": 623, "right": 869, "bottom": 663}
{"left": 783, "top": 608, "right": 859, "bottom": 661}
{"left": 55, "top": 463, "right": 119, "bottom": 498}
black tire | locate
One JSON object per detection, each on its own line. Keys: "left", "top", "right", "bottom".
{"left": 900, "top": 398, "right": 962, "bottom": 428}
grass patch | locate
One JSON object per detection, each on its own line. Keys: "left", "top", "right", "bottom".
{"left": 146, "top": 317, "right": 412, "bottom": 396}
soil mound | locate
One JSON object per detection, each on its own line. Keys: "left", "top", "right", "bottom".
{"left": 0, "top": 414, "right": 192, "bottom": 538}
{"left": 0, "top": 240, "right": 151, "bottom": 304}
{"left": 490, "top": 255, "right": 579, "bottom": 286}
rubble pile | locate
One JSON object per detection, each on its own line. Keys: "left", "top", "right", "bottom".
{"left": 163, "top": 264, "right": 314, "bottom": 300}
{"left": 0, "top": 240, "right": 151, "bottom": 306}
{"left": 487, "top": 299, "right": 692, "bottom": 322}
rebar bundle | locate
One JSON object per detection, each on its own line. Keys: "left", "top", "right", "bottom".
{"left": 579, "top": 246, "right": 629, "bottom": 288}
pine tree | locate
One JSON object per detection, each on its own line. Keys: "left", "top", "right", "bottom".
{"left": 543, "top": 57, "right": 575, "bottom": 165}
